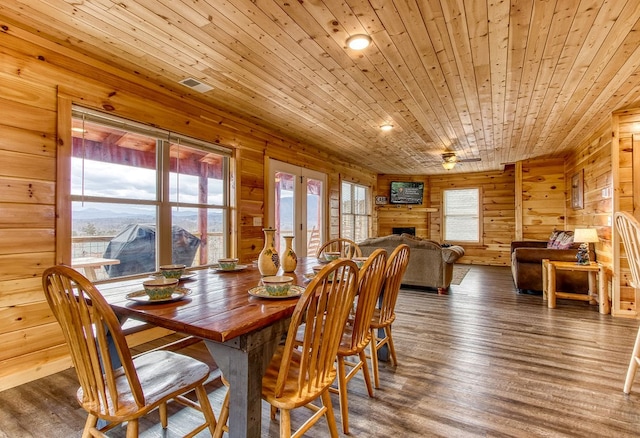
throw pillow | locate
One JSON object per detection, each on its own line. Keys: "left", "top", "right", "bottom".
{"left": 554, "top": 231, "right": 574, "bottom": 249}
{"left": 547, "top": 229, "right": 561, "bottom": 248}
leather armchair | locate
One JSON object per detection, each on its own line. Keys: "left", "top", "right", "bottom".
{"left": 511, "top": 240, "right": 594, "bottom": 293}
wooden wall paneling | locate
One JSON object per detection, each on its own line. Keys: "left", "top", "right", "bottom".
{"left": 238, "top": 146, "right": 266, "bottom": 263}
{"left": 0, "top": 124, "right": 56, "bottom": 158}
{"left": 515, "top": 161, "right": 523, "bottom": 240}
{"left": 0, "top": 177, "right": 55, "bottom": 205}
{"left": 0, "top": 301, "right": 56, "bottom": 335}
{"left": 0, "top": 345, "right": 72, "bottom": 393}
{"left": 565, "top": 124, "right": 613, "bottom": 292}
{"left": 0, "top": 278, "right": 45, "bottom": 308}
{"left": 635, "top": 134, "right": 640, "bottom": 218}
{"left": 0, "top": 323, "right": 64, "bottom": 362}
{"left": 603, "top": 111, "right": 633, "bottom": 316}
{"left": 520, "top": 158, "right": 566, "bottom": 241}
{"left": 0, "top": 59, "right": 60, "bottom": 390}
{"left": 0, "top": 230, "right": 54, "bottom": 255}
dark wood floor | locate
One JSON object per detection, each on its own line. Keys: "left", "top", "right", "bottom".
{"left": 2, "top": 265, "right": 640, "bottom": 437}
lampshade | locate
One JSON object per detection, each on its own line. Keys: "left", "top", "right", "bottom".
{"left": 346, "top": 34, "right": 372, "bottom": 50}
{"left": 574, "top": 228, "right": 599, "bottom": 243}
{"left": 442, "top": 161, "right": 456, "bottom": 170}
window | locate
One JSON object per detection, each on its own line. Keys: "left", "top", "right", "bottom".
{"left": 341, "top": 182, "right": 370, "bottom": 241}
{"left": 70, "top": 106, "right": 232, "bottom": 280}
{"left": 443, "top": 188, "right": 480, "bottom": 242}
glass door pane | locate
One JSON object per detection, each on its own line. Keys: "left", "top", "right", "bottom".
{"left": 306, "top": 178, "right": 323, "bottom": 256}
{"left": 268, "top": 160, "right": 326, "bottom": 256}
{"left": 274, "top": 171, "right": 296, "bottom": 252}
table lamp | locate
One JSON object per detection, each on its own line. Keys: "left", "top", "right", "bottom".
{"left": 573, "top": 228, "right": 599, "bottom": 265}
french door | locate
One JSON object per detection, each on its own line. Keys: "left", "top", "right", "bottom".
{"left": 267, "top": 159, "right": 326, "bottom": 256}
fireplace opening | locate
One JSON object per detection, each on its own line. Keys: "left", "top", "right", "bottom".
{"left": 392, "top": 227, "right": 416, "bottom": 236}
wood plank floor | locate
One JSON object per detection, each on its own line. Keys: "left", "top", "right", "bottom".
{"left": 1, "top": 265, "right": 640, "bottom": 437}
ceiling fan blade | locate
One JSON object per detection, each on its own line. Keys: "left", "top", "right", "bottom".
{"left": 457, "top": 157, "right": 482, "bottom": 163}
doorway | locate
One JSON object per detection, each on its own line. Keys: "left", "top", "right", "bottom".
{"left": 267, "top": 159, "right": 326, "bottom": 256}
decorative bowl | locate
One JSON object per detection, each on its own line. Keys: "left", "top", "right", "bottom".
{"left": 218, "top": 258, "right": 239, "bottom": 270}
{"left": 142, "top": 278, "right": 179, "bottom": 300}
{"left": 159, "top": 264, "right": 186, "bottom": 279}
{"left": 352, "top": 257, "right": 368, "bottom": 269}
{"left": 324, "top": 251, "right": 341, "bottom": 261}
{"left": 262, "top": 276, "right": 294, "bottom": 296}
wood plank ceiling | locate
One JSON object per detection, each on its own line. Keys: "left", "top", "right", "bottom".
{"left": 2, "top": 0, "right": 640, "bottom": 174}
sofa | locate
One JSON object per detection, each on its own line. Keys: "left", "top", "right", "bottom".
{"left": 511, "top": 230, "right": 594, "bottom": 294}
{"left": 357, "top": 234, "right": 465, "bottom": 292}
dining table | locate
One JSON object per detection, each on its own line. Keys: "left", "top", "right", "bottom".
{"left": 97, "top": 257, "right": 319, "bottom": 438}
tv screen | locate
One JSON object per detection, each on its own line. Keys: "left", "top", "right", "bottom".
{"left": 390, "top": 181, "right": 424, "bottom": 204}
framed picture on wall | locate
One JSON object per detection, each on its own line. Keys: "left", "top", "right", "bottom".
{"left": 571, "top": 170, "right": 584, "bottom": 209}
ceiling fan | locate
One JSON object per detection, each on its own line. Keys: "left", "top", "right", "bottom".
{"left": 441, "top": 152, "right": 481, "bottom": 170}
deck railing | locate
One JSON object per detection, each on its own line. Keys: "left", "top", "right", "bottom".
{"left": 72, "top": 233, "right": 224, "bottom": 280}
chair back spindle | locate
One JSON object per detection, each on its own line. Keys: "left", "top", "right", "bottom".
{"left": 376, "top": 244, "right": 410, "bottom": 326}
{"left": 43, "top": 266, "right": 143, "bottom": 414}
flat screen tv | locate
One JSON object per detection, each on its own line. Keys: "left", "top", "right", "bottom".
{"left": 390, "top": 181, "right": 424, "bottom": 205}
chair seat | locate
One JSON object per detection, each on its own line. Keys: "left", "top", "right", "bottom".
{"left": 262, "top": 347, "right": 337, "bottom": 410}
{"left": 79, "top": 350, "right": 210, "bottom": 421}
{"left": 370, "top": 308, "right": 396, "bottom": 329}
{"left": 337, "top": 325, "right": 372, "bottom": 355}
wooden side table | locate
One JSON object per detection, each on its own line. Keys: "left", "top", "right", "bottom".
{"left": 542, "top": 259, "right": 609, "bottom": 314}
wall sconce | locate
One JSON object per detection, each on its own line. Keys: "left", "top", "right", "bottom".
{"left": 346, "top": 34, "right": 372, "bottom": 50}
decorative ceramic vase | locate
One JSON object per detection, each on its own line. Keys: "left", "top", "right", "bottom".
{"left": 281, "top": 235, "right": 297, "bottom": 272}
{"left": 258, "top": 228, "right": 280, "bottom": 276}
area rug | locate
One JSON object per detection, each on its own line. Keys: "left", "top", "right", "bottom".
{"left": 451, "top": 265, "right": 471, "bottom": 285}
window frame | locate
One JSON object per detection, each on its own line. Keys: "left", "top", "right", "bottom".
{"left": 341, "top": 181, "right": 371, "bottom": 242}
{"left": 58, "top": 103, "right": 234, "bottom": 279}
{"left": 442, "top": 187, "right": 482, "bottom": 244}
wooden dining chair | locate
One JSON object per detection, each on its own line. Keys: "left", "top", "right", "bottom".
{"left": 333, "top": 248, "right": 387, "bottom": 434}
{"left": 369, "top": 244, "right": 410, "bottom": 389}
{"left": 261, "top": 258, "right": 359, "bottom": 437}
{"left": 42, "top": 265, "right": 218, "bottom": 438}
{"left": 316, "top": 237, "right": 362, "bottom": 259}
{"left": 615, "top": 212, "right": 640, "bottom": 394}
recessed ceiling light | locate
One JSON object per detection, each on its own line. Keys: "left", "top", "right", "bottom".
{"left": 346, "top": 34, "right": 372, "bottom": 50}
{"left": 380, "top": 123, "right": 393, "bottom": 131}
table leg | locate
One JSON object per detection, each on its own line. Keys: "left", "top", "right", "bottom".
{"left": 588, "top": 270, "right": 597, "bottom": 305}
{"left": 547, "top": 263, "right": 557, "bottom": 309}
{"left": 598, "top": 266, "right": 610, "bottom": 314}
{"left": 83, "top": 266, "right": 98, "bottom": 282}
{"left": 542, "top": 259, "right": 549, "bottom": 301}
{"left": 204, "top": 318, "right": 289, "bottom": 438}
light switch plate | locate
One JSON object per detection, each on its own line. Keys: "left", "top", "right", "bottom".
{"left": 253, "top": 217, "right": 262, "bottom": 226}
